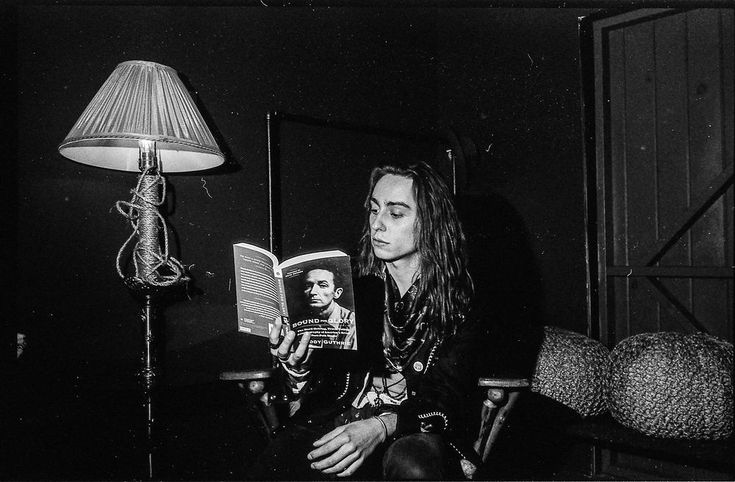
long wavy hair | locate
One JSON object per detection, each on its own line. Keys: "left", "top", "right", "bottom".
{"left": 356, "top": 162, "right": 474, "bottom": 339}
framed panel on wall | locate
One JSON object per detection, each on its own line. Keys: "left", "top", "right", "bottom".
{"left": 265, "top": 112, "right": 458, "bottom": 260}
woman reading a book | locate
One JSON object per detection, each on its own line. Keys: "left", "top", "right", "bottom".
{"left": 252, "top": 162, "right": 495, "bottom": 480}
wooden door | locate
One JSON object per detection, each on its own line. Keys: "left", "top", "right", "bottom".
{"left": 587, "top": 8, "right": 734, "bottom": 348}
{"left": 581, "top": 9, "right": 734, "bottom": 479}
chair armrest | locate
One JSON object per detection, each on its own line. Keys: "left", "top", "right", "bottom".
{"left": 220, "top": 368, "right": 281, "bottom": 437}
{"left": 220, "top": 368, "right": 275, "bottom": 394}
{"left": 219, "top": 368, "right": 275, "bottom": 381}
{"left": 477, "top": 377, "right": 530, "bottom": 388}
{"left": 474, "top": 377, "right": 530, "bottom": 463}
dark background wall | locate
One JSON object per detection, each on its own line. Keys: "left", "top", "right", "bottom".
{"left": 6, "top": 4, "right": 594, "bottom": 383}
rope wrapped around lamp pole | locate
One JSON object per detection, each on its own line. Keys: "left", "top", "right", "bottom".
{"left": 114, "top": 142, "right": 189, "bottom": 392}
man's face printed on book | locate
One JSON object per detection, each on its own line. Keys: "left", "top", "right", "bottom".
{"left": 303, "top": 269, "right": 343, "bottom": 312}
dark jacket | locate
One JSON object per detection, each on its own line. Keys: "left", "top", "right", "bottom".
{"left": 273, "top": 274, "right": 508, "bottom": 466}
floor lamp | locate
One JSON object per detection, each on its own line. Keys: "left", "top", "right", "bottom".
{"left": 58, "top": 60, "right": 224, "bottom": 478}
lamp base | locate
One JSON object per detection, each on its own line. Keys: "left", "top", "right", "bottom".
{"left": 123, "top": 276, "right": 187, "bottom": 480}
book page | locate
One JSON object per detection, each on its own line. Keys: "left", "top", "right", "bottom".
{"left": 280, "top": 251, "right": 357, "bottom": 350}
{"left": 233, "top": 243, "right": 282, "bottom": 338}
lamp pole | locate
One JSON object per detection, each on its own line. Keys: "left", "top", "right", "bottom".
{"left": 141, "top": 293, "right": 156, "bottom": 480}
{"left": 121, "top": 140, "right": 187, "bottom": 479}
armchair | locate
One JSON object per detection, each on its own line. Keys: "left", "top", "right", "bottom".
{"left": 219, "top": 368, "right": 530, "bottom": 478}
{"left": 220, "top": 325, "right": 606, "bottom": 478}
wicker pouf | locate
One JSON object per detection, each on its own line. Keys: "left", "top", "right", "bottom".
{"left": 531, "top": 325, "right": 610, "bottom": 417}
{"left": 606, "top": 331, "right": 733, "bottom": 440}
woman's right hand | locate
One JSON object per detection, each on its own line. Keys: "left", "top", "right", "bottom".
{"left": 269, "top": 316, "right": 312, "bottom": 371}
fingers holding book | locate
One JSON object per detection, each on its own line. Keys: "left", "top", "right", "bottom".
{"left": 269, "top": 316, "right": 287, "bottom": 355}
{"left": 290, "top": 331, "right": 312, "bottom": 366}
{"left": 270, "top": 316, "right": 312, "bottom": 371}
{"left": 277, "top": 331, "right": 313, "bottom": 370}
{"left": 276, "top": 331, "right": 296, "bottom": 361}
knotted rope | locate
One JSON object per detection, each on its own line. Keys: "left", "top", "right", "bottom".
{"left": 115, "top": 167, "right": 188, "bottom": 287}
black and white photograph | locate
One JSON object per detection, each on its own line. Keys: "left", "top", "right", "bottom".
{"left": 2, "top": 1, "right": 732, "bottom": 481}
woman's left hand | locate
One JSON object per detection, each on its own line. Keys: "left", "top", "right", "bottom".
{"left": 307, "top": 418, "right": 386, "bottom": 477}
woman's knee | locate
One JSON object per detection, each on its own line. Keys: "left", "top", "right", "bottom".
{"left": 382, "top": 433, "right": 447, "bottom": 480}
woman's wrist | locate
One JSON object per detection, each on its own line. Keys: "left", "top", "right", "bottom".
{"left": 375, "top": 412, "right": 397, "bottom": 441}
{"left": 279, "top": 362, "right": 311, "bottom": 396}
{"left": 373, "top": 415, "right": 388, "bottom": 442}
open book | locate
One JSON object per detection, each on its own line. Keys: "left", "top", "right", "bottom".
{"left": 233, "top": 242, "right": 357, "bottom": 350}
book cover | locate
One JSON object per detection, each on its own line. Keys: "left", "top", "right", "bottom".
{"left": 233, "top": 243, "right": 357, "bottom": 350}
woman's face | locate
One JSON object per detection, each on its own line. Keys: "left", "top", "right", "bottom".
{"left": 368, "top": 174, "right": 419, "bottom": 265}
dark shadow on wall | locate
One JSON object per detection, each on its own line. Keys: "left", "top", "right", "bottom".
{"left": 1, "top": 4, "right": 19, "bottom": 362}
{"left": 177, "top": 72, "right": 238, "bottom": 176}
{"left": 458, "top": 192, "right": 591, "bottom": 479}
{"left": 457, "top": 192, "right": 576, "bottom": 479}
{"left": 456, "top": 192, "right": 545, "bottom": 380}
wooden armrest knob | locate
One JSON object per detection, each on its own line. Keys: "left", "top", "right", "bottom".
{"left": 487, "top": 388, "right": 507, "bottom": 405}
{"left": 248, "top": 380, "right": 266, "bottom": 394}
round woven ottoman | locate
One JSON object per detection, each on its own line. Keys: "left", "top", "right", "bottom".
{"left": 531, "top": 325, "right": 610, "bottom": 417}
{"left": 606, "top": 331, "right": 733, "bottom": 440}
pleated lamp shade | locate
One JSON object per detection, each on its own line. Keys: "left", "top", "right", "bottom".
{"left": 59, "top": 60, "right": 224, "bottom": 173}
